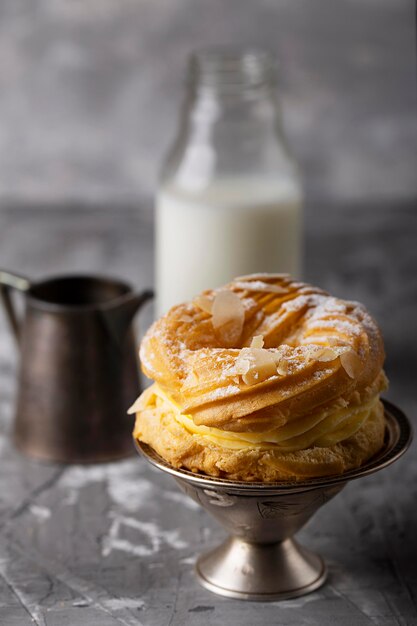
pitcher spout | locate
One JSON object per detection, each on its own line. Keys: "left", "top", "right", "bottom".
{"left": 100, "top": 289, "right": 154, "bottom": 348}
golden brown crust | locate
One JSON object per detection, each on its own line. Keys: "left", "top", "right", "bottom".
{"left": 134, "top": 274, "right": 387, "bottom": 480}
{"left": 133, "top": 396, "right": 386, "bottom": 481}
{"left": 139, "top": 275, "right": 385, "bottom": 432}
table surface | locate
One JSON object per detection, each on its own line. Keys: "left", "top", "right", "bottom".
{"left": 0, "top": 204, "right": 416, "bottom": 626}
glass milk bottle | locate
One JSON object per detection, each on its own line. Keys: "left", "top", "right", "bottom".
{"left": 156, "top": 49, "right": 302, "bottom": 316}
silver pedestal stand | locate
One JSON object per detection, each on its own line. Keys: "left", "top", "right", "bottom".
{"left": 135, "top": 400, "right": 411, "bottom": 601}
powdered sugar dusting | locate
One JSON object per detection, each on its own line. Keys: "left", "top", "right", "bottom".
{"left": 234, "top": 280, "right": 287, "bottom": 294}
{"left": 139, "top": 276, "right": 382, "bottom": 419}
{"left": 210, "top": 384, "right": 241, "bottom": 399}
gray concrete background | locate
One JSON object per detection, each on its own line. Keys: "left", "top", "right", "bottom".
{"left": 0, "top": 0, "right": 416, "bottom": 207}
{"left": 0, "top": 3, "right": 416, "bottom": 623}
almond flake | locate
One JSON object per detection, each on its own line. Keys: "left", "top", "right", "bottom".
{"left": 187, "top": 371, "right": 199, "bottom": 385}
{"left": 182, "top": 368, "right": 200, "bottom": 388}
{"left": 235, "top": 351, "right": 251, "bottom": 375}
{"left": 243, "top": 369, "right": 259, "bottom": 385}
{"left": 194, "top": 294, "right": 213, "bottom": 314}
{"left": 179, "top": 314, "right": 193, "bottom": 323}
{"left": 276, "top": 359, "right": 289, "bottom": 376}
{"left": 212, "top": 291, "right": 245, "bottom": 347}
{"left": 316, "top": 347, "right": 337, "bottom": 362}
{"left": 340, "top": 350, "right": 362, "bottom": 379}
{"left": 240, "top": 347, "right": 277, "bottom": 385}
{"left": 250, "top": 335, "right": 264, "bottom": 349}
{"left": 127, "top": 396, "right": 142, "bottom": 415}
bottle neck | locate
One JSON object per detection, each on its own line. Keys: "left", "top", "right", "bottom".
{"left": 187, "top": 48, "right": 276, "bottom": 99}
{"left": 181, "top": 49, "right": 281, "bottom": 132}
{"left": 161, "top": 49, "right": 296, "bottom": 190}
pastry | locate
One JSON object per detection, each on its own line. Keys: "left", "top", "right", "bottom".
{"left": 130, "top": 274, "right": 387, "bottom": 481}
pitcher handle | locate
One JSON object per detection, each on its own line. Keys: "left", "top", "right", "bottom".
{"left": 0, "top": 270, "right": 31, "bottom": 343}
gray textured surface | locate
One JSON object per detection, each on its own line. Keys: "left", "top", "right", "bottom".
{"left": 0, "top": 2, "right": 416, "bottom": 623}
{"left": 0, "top": 0, "right": 416, "bottom": 206}
{"left": 0, "top": 204, "right": 416, "bottom": 625}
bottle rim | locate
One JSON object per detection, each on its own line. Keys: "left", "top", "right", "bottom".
{"left": 188, "top": 47, "right": 276, "bottom": 92}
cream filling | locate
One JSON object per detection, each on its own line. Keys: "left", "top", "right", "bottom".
{"left": 146, "top": 384, "right": 380, "bottom": 452}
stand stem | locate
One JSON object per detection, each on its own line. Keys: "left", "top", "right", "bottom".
{"left": 196, "top": 536, "right": 326, "bottom": 601}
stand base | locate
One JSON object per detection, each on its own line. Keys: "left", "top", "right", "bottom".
{"left": 196, "top": 537, "right": 326, "bottom": 601}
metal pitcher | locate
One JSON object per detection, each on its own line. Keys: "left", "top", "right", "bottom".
{"left": 0, "top": 270, "right": 153, "bottom": 463}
